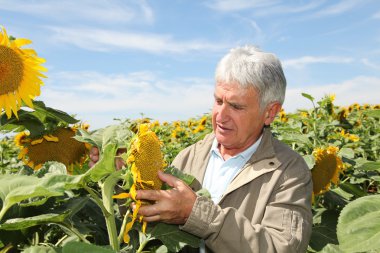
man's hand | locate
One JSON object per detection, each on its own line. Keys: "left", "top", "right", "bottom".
{"left": 136, "top": 171, "right": 197, "bottom": 225}
{"left": 88, "top": 146, "right": 126, "bottom": 170}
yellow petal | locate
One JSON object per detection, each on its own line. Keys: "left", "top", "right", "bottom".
{"left": 31, "top": 138, "right": 44, "bottom": 145}
{"left": 112, "top": 193, "right": 131, "bottom": 199}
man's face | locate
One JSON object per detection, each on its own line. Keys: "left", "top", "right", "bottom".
{"left": 212, "top": 81, "right": 267, "bottom": 155}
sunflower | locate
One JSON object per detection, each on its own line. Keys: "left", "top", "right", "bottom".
{"left": 0, "top": 27, "right": 47, "bottom": 119}
{"left": 311, "top": 146, "right": 344, "bottom": 195}
{"left": 15, "top": 127, "right": 89, "bottom": 173}
{"left": 113, "top": 123, "right": 165, "bottom": 243}
{"left": 278, "top": 108, "right": 288, "bottom": 123}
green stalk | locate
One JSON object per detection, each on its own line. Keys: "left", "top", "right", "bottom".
{"left": 84, "top": 181, "right": 120, "bottom": 252}
{"left": 101, "top": 171, "right": 123, "bottom": 252}
{"left": 136, "top": 235, "right": 152, "bottom": 253}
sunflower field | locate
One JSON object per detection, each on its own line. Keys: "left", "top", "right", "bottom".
{"left": 1, "top": 26, "right": 380, "bottom": 253}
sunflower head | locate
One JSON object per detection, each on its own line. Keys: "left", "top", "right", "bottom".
{"left": 15, "top": 127, "right": 89, "bottom": 173}
{"left": 311, "top": 146, "right": 344, "bottom": 195}
{"left": 113, "top": 123, "right": 165, "bottom": 243}
{"left": 128, "top": 123, "right": 164, "bottom": 192}
{"left": 0, "top": 27, "right": 47, "bottom": 119}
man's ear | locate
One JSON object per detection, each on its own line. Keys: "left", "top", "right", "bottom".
{"left": 264, "top": 102, "right": 282, "bottom": 126}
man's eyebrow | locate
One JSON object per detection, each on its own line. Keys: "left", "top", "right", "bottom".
{"left": 228, "top": 101, "right": 246, "bottom": 108}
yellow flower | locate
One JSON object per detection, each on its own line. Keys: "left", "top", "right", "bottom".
{"left": 0, "top": 27, "right": 47, "bottom": 118}
{"left": 115, "top": 123, "right": 164, "bottom": 243}
{"left": 328, "top": 94, "right": 336, "bottom": 102}
{"left": 199, "top": 116, "right": 208, "bottom": 126}
{"left": 15, "top": 127, "right": 89, "bottom": 173}
{"left": 150, "top": 120, "right": 160, "bottom": 128}
{"left": 193, "top": 124, "right": 205, "bottom": 134}
{"left": 311, "top": 146, "right": 344, "bottom": 195}
{"left": 340, "top": 129, "right": 360, "bottom": 142}
{"left": 338, "top": 107, "right": 349, "bottom": 122}
{"left": 347, "top": 134, "right": 359, "bottom": 142}
{"left": 278, "top": 108, "right": 288, "bottom": 123}
{"left": 361, "top": 104, "right": 370, "bottom": 110}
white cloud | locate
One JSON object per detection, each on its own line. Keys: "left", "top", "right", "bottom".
{"left": 206, "top": 0, "right": 277, "bottom": 12}
{"left": 0, "top": 0, "right": 154, "bottom": 25}
{"left": 373, "top": 10, "right": 380, "bottom": 19}
{"left": 206, "top": 0, "right": 324, "bottom": 15}
{"left": 283, "top": 76, "right": 380, "bottom": 112}
{"left": 39, "top": 71, "right": 214, "bottom": 129}
{"left": 48, "top": 26, "right": 229, "bottom": 53}
{"left": 282, "top": 56, "right": 353, "bottom": 69}
{"left": 361, "top": 58, "right": 380, "bottom": 70}
{"left": 314, "top": 0, "right": 364, "bottom": 17}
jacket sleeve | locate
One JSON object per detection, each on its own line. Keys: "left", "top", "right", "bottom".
{"left": 180, "top": 157, "right": 313, "bottom": 253}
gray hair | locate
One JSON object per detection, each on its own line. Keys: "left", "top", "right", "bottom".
{"left": 215, "top": 45, "right": 286, "bottom": 110}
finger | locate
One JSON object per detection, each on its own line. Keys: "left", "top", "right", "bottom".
{"left": 135, "top": 189, "right": 161, "bottom": 201}
{"left": 158, "top": 171, "right": 182, "bottom": 188}
{"left": 142, "top": 214, "right": 161, "bottom": 222}
{"left": 138, "top": 203, "right": 160, "bottom": 217}
{"left": 90, "top": 146, "right": 99, "bottom": 156}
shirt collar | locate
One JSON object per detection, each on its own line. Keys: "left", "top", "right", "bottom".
{"left": 210, "top": 134, "right": 263, "bottom": 160}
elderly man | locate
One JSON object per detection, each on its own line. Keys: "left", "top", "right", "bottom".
{"left": 91, "top": 45, "right": 313, "bottom": 252}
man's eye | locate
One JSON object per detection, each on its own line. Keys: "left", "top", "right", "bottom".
{"left": 215, "top": 99, "right": 223, "bottom": 105}
{"left": 231, "top": 104, "right": 243, "bottom": 110}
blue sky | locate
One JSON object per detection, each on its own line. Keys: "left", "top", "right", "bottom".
{"left": 1, "top": 0, "right": 380, "bottom": 130}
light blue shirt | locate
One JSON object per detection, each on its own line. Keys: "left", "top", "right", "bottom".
{"left": 202, "top": 135, "right": 263, "bottom": 204}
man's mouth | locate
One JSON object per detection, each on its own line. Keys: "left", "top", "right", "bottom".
{"left": 216, "top": 124, "right": 232, "bottom": 132}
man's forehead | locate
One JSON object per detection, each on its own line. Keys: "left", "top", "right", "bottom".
{"left": 214, "top": 82, "right": 257, "bottom": 96}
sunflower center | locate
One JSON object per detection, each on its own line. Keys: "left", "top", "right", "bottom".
{"left": 0, "top": 45, "right": 24, "bottom": 95}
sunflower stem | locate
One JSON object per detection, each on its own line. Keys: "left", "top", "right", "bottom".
{"left": 136, "top": 235, "right": 152, "bottom": 253}
{"left": 101, "top": 171, "right": 124, "bottom": 252}
{"left": 84, "top": 183, "right": 119, "bottom": 250}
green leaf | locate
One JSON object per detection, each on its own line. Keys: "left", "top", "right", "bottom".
{"left": 0, "top": 174, "right": 84, "bottom": 220}
{"left": 23, "top": 245, "right": 61, "bottom": 253}
{"left": 338, "top": 182, "right": 367, "bottom": 198}
{"left": 303, "top": 154, "right": 315, "bottom": 170}
{"left": 196, "top": 188, "right": 211, "bottom": 199}
{"left": 363, "top": 109, "right": 380, "bottom": 118}
{"left": 164, "top": 166, "right": 195, "bottom": 186}
{"left": 101, "top": 124, "right": 133, "bottom": 149}
{"left": 318, "top": 244, "right": 344, "bottom": 253}
{"left": 337, "top": 195, "right": 380, "bottom": 252}
{"left": 73, "top": 128, "right": 103, "bottom": 149}
{"left": 85, "top": 143, "right": 118, "bottom": 182}
{"left": 0, "top": 110, "right": 45, "bottom": 137}
{"left": 302, "top": 93, "right": 315, "bottom": 102}
{"left": 150, "top": 223, "right": 200, "bottom": 252}
{"left": 0, "top": 213, "right": 67, "bottom": 230}
{"left": 309, "top": 209, "right": 339, "bottom": 251}
{"left": 338, "top": 148, "right": 355, "bottom": 159}
{"left": 330, "top": 187, "right": 353, "bottom": 200}
{"left": 32, "top": 100, "right": 79, "bottom": 125}
{"left": 356, "top": 161, "right": 380, "bottom": 172}
{"left": 282, "top": 133, "right": 313, "bottom": 146}
{"left": 62, "top": 241, "right": 116, "bottom": 253}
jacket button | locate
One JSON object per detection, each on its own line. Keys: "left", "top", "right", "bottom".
{"left": 269, "top": 162, "right": 275, "bottom": 166}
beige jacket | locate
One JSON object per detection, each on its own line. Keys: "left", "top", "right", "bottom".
{"left": 172, "top": 127, "right": 312, "bottom": 253}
